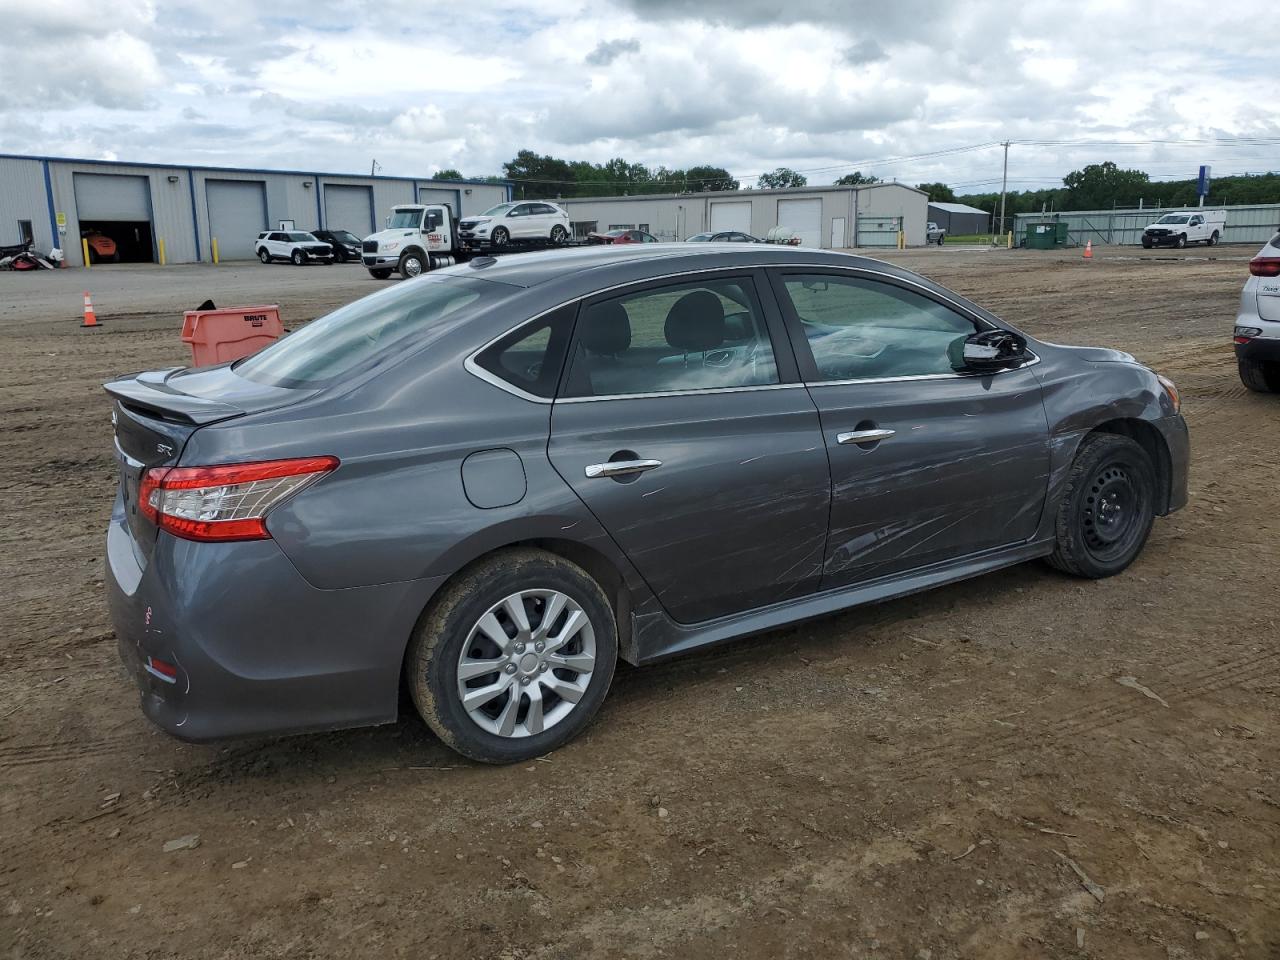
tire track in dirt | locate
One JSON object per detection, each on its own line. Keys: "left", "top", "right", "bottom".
{"left": 889, "top": 646, "right": 1279, "bottom": 783}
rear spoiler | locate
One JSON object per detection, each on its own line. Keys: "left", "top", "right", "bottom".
{"left": 104, "top": 368, "right": 245, "bottom": 425}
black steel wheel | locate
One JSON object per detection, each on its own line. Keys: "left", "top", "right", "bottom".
{"left": 1047, "top": 433, "right": 1157, "bottom": 578}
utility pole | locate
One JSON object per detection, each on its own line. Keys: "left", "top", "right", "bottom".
{"left": 998, "top": 140, "right": 1010, "bottom": 237}
{"left": 370, "top": 158, "right": 381, "bottom": 176}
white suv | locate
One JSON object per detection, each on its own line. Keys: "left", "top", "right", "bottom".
{"left": 1234, "top": 231, "right": 1280, "bottom": 392}
{"left": 255, "top": 231, "right": 334, "bottom": 265}
{"left": 457, "top": 202, "right": 571, "bottom": 247}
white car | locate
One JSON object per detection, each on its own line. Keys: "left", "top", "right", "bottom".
{"left": 457, "top": 201, "right": 571, "bottom": 247}
{"left": 1234, "top": 230, "right": 1280, "bottom": 393}
{"left": 1141, "top": 210, "right": 1226, "bottom": 249}
{"left": 255, "top": 231, "right": 334, "bottom": 265}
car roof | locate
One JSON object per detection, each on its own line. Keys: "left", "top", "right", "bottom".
{"left": 448, "top": 242, "right": 900, "bottom": 288}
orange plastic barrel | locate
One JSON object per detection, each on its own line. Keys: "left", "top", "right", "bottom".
{"left": 181, "top": 305, "right": 283, "bottom": 367}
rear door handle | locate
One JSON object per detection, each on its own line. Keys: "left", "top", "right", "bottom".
{"left": 584, "top": 459, "right": 662, "bottom": 479}
{"left": 837, "top": 428, "right": 896, "bottom": 445}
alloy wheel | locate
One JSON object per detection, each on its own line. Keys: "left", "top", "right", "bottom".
{"left": 455, "top": 589, "right": 596, "bottom": 738}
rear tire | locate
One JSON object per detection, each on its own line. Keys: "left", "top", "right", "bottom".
{"left": 1239, "top": 358, "right": 1280, "bottom": 393}
{"left": 406, "top": 549, "right": 618, "bottom": 764}
{"left": 258, "top": 248, "right": 271, "bottom": 263}
{"left": 550, "top": 224, "right": 568, "bottom": 244}
{"left": 1047, "top": 434, "right": 1157, "bottom": 579}
{"left": 1208, "top": 231, "right": 1219, "bottom": 246}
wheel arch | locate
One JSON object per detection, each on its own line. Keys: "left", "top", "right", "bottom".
{"left": 1086, "top": 418, "right": 1173, "bottom": 515}
{"left": 400, "top": 536, "right": 639, "bottom": 694}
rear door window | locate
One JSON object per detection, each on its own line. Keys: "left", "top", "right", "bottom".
{"left": 236, "top": 276, "right": 512, "bottom": 388}
{"left": 561, "top": 276, "right": 779, "bottom": 398}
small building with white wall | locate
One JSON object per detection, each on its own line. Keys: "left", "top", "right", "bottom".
{"left": 0, "top": 152, "right": 511, "bottom": 265}
{"left": 558, "top": 182, "right": 929, "bottom": 249}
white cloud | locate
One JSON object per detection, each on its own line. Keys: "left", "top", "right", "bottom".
{"left": 0, "top": 0, "right": 1275, "bottom": 192}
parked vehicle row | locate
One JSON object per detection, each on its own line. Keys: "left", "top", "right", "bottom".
{"left": 105, "top": 243, "right": 1189, "bottom": 764}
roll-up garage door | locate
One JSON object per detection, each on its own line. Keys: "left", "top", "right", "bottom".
{"left": 777, "top": 198, "right": 822, "bottom": 248}
{"left": 73, "top": 173, "right": 152, "bottom": 221}
{"left": 206, "top": 179, "right": 268, "bottom": 260}
{"left": 418, "top": 187, "right": 460, "bottom": 214}
{"left": 710, "top": 200, "right": 752, "bottom": 235}
{"left": 324, "top": 184, "right": 374, "bottom": 236}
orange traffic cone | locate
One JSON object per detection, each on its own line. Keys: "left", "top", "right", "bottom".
{"left": 81, "top": 291, "right": 102, "bottom": 328}
{"left": 1083, "top": 240, "right": 1093, "bottom": 260}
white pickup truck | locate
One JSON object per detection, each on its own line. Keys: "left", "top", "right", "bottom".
{"left": 1141, "top": 210, "right": 1226, "bottom": 249}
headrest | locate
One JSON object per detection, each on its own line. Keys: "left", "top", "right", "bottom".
{"left": 664, "top": 291, "right": 725, "bottom": 352}
{"left": 581, "top": 302, "right": 631, "bottom": 354}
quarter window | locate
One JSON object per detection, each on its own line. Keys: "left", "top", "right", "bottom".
{"left": 473, "top": 305, "right": 575, "bottom": 399}
{"left": 562, "top": 278, "right": 779, "bottom": 398}
{"left": 779, "top": 274, "right": 980, "bottom": 382}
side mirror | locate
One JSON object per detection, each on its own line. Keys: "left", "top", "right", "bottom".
{"left": 949, "top": 330, "right": 1030, "bottom": 373}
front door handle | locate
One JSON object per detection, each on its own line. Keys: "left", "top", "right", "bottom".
{"left": 837, "top": 428, "right": 896, "bottom": 445}
{"left": 584, "top": 458, "right": 663, "bottom": 479}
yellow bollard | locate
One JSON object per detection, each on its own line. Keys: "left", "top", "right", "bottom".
{"left": 158, "top": 238, "right": 166, "bottom": 266}
{"left": 82, "top": 237, "right": 91, "bottom": 268}
{"left": 1007, "top": 230, "right": 1013, "bottom": 250}
{"left": 212, "top": 237, "right": 220, "bottom": 264}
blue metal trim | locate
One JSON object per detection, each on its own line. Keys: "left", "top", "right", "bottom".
{"left": 187, "top": 169, "right": 201, "bottom": 261}
{"left": 412, "top": 180, "right": 419, "bottom": 203}
{"left": 41, "top": 160, "right": 58, "bottom": 253}
{"left": 0, "top": 151, "right": 511, "bottom": 187}
{"left": 314, "top": 177, "right": 323, "bottom": 229}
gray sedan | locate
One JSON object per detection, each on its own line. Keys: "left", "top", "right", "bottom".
{"left": 104, "top": 245, "right": 1189, "bottom": 763}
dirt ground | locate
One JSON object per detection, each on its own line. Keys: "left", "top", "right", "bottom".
{"left": 1, "top": 247, "right": 1277, "bottom": 960}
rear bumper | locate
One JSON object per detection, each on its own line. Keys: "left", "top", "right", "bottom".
{"left": 105, "top": 493, "right": 444, "bottom": 742}
{"left": 1235, "top": 336, "right": 1280, "bottom": 363}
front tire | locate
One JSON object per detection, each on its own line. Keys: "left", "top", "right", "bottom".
{"left": 291, "top": 249, "right": 306, "bottom": 265}
{"left": 1175, "top": 234, "right": 1187, "bottom": 249}
{"left": 398, "top": 250, "right": 426, "bottom": 278}
{"left": 368, "top": 268, "right": 392, "bottom": 279}
{"left": 1047, "top": 434, "right": 1157, "bottom": 579}
{"left": 1239, "top": 358, "right": 1280, "bottom": 393}
{"left": 406, "top": 549, "right": 618, "bottom": 764}
{"left": 1141, "top": 237, "right": 1152, "bottom": 249}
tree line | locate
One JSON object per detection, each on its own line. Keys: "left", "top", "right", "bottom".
{"left": 434, "top": 153, "right": 1280, "bottom": 210}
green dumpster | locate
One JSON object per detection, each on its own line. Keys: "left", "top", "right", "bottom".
{"left": 1025, "top": 221, "right": 1068, "bottom": 249}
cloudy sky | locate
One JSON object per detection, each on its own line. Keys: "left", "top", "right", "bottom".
{"left": 2, "top": 0, "right": 1277, "bottom": 193}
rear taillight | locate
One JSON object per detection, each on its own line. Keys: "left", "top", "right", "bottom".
{"left": 1249, "top": 257, "right": 1280, "bottom": 277}
{"left": 139, "top": 456, "right": 338, "bottom": 542}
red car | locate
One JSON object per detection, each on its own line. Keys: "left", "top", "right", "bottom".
{"left": 587, "top": 229, "right": 660, "bottom": 245}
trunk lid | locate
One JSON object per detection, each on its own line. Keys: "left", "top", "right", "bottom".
{"left": 105, "top": 364, "right": 310, "bottom": 551}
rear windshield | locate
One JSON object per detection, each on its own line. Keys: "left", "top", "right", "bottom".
{"left": 235, "top": 276, "right": 508, "bottom": 387}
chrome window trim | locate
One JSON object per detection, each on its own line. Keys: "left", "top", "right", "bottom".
{"left": 463, "top": 260, "right": 1030, "bottom": 403}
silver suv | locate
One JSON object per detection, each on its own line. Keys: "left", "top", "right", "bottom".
{"left": 1234, "top": 231, "right": 1280, "bottom": 392}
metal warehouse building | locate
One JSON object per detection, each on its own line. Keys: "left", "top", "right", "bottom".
{"left": 0, "top": 153, "right": 512, "bottom": 266}
{"left": 559, "top": 182, "right": 929, "bottom": 248}
{"left": 927, "top": 201, "right": 992, "bottom": 236}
